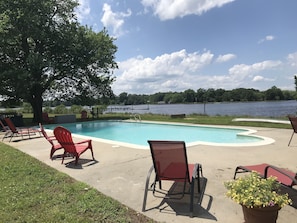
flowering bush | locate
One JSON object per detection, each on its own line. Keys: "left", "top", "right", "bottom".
{"left": 224, "top": 171, "right": 292, "bottom": 208}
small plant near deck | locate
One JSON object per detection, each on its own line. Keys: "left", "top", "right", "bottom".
{"left": 224, "top": 171, "right": 292, "bottom": 208}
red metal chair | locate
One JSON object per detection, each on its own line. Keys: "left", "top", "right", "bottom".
{"left": 53, "top": 126, "right": 95, "bottom": 165}
{"left": 42, "top": 112, "right": 55, "bottom": 124}
{"left": 234, "top": 163, "right": 297, "bottom": 188}
{"left": 39, "top": 123, "right": 64, "bottom": 159}
{"left": 4, "top": 117, "right": 41, "bottom": 142}
{"left": 142, "top": 140, "right": 203, "bottom": 217}
{"left": 0, "top": 119, "right": 11, "bottom": 140}
{"left": 81, "top": 110, "right": 88, "bottom": 121}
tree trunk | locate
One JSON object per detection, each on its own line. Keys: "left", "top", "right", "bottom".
{"left": 29, "top": 84, "right": 44, "bottom": 124}
{"left": 31, "top": 97, "right": 43, "bottom": 123}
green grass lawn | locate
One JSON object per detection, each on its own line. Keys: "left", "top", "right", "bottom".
{"left": 0, "top": 143, "right": 155, "bottom": 223}
{"left": 140, "top": 113, "right": 291, "bottom": 128}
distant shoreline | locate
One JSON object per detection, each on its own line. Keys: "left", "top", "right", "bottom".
{"left": 106, "top": 100, "right": 297, "bottom": 118}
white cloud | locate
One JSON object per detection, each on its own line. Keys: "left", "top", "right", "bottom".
{"left": 266, "top": 35, "right": 274, "bottom": 41}
{"left": 252, "top": 75, "right": 264, "bottom": 82}
{"left": 101, "top": 4, "right": 132, "bottom": 37}
{"left": 111, "top": 51, "right": 291, "bottom": 95}
{"left": 216, "top": 54, "right": 236, "bottom": 63}
{"left": 287, "top": 52, "right": 297, "bottom": 67}
{"left": 121, "top": 49, "right": 213, "bottom": 79}
{"left": 229, "top": 60, "right": 282, "bottom": 77}
{"left": 76, "top": 0, "right": 91, "bottom": 22}
{"left": 141, "top": 0, "right": 235, "bottom": 20}
{"left": 112, "top": 49, "right": 214, "bottom": 94}
{"left": 258, "top": 35, "right": 275, "bottom": 44}
{"left": 226, "top": 60, "right": 281, "bottom": 87}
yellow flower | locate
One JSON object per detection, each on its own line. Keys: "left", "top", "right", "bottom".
{"left": 224, "top": 172, "right": 292, "bottom": 208}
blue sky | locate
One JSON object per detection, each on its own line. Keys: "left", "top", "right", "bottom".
{"left": 76, "top": 0, "right": 297, "bottom": 95}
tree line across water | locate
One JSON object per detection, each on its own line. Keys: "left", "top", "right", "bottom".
{"left": 111, "top": 86, "right": 296, "bottom": 105}
{"left": 1, "top": 85, "right": 294, "bottom": 111}
{"left": 36, "top": 85, "right": 295, "bottom": 108}
{"left": 1, "top": 85, "right": 295, "bottom": 115}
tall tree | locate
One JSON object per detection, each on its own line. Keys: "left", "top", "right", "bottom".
{"left": 0, "top": 0, "right": 118, "bottom": 122}
{"left": 265, "top": 86, "right": 284, "bottom": 100}
{"left": 183, "top": 89, "right": 196, "bottom": 103}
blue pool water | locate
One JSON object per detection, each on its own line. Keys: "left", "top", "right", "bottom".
{"left": 47, "top": 121, "right": 267, "bottom": 146}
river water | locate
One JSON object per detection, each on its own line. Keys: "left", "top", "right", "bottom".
{"left": 106, "top": 100, "right": 297, "bottom": 118}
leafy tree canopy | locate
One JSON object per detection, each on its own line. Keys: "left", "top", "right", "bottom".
{"left": 0, "top": 0, "right": 118, "bottom": 122}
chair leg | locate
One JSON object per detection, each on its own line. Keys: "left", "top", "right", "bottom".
{"left": 198, "top": 164, "right": 203, "bottom": 178}
{"left": 75, "top": 158, "right": 78, "bottom": 165}
{"left": 233, "top": 166, "right": 246, "bottom": 179}
{"left": 9, "top": 133, "right": 14, "bottom": 142}
{"left": 90, "top": 148, "right": 95, "bottom": 160}
{"left": 142, "top": 165, "right": 154, "bottom": 212}
{"left": 50, "top": 148, "right": 55, "bottom": 160}
{"left": 190, "top": 177, "right": 195, "bottom": 218}
{"left": 288, "top": 131, "right": 294, "bottom": 146}
{"left": 151, "top": 176, "right": 158, "bottom": 196}
{"left": 2, "top": 132, "right": 9, "bottom": 141}
{"left": 233, "top": 167, "right": 240, "bottom": 179}
{"left": 61, "top": 151, "right": 67, "bottom": 164}
{"left": 197, "top": 164, "right": 202, "bottom": 193}
{"left": 190, "top": 164, "right": 203, "bottom": 217}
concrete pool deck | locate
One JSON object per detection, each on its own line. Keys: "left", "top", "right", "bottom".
{"left": 2, "top": 125, "right": 297, "bottom": 223}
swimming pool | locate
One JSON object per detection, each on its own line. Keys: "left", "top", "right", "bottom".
{"left": 46, "top": 120, "right": 274, "bottom": 148}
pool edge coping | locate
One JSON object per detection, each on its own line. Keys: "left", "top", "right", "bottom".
{"left": 45, "top": 120, "right": 275, "bottom": 149}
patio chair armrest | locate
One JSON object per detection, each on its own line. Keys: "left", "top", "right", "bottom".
{"left": 75, "top": 139, "right": 92, "bottom": 145}
{"left": 192, "top": 163, "right": 203, "bottom": 178}
{"left": 142, "top": 165, "right": 155, "bottom": 212}
{"left": 192, "top": 164, "right": 198, "bottom": 178}
{"left": 264, "top": 165, "right": 297, "bottom": 187}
